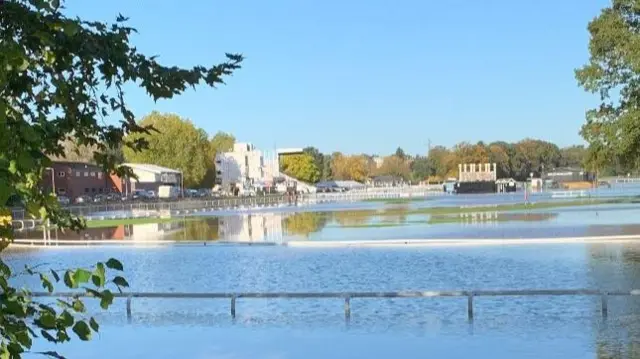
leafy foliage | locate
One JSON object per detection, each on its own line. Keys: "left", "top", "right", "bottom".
{"left": 373, "top": 155, "right": 411, "bottom": 180}
{"left": 575, "top": 0, "right": 640, "bottom": 172}
{"left": 330, "top": 153, "right": 370, "bottom": 182}
{"left": 0, "top": 0, "right": 242, "bottom": 357}
{"left": 122, "top": 112, "right": 211, "bottom": 187}
{"left": 280, "top": 154, "right": 320, "bottom": 183}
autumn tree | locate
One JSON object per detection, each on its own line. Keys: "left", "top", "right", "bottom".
{"left": 280, "top": 153, "right": 320, "bottom": 183}
{"left": 576, "top": 0, "right": 640, "bottom": 173}
{"left": 123, "top": 112, "right": 210, "bottom": 187}
{"left": 375, "top": 155, "right": 411, "bottom": 179}
{"left": 0, "top": 1, "right": 241, "bottom": 357}
{"left": 330, "top": 153, "right": 368, "bottom": 182}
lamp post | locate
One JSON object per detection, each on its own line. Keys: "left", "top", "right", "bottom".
{"left": 45, "top": 167, "right": 55, "bottom": 194}
{"left": 180, "top": 171, "right": 184, "bottom": 198}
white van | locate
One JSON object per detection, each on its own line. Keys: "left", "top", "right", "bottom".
{"left": 158, "top": 185, "right": 181, "bottom": 199}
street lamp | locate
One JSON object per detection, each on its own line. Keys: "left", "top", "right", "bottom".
{"left": 45, "top": 167, "right": 55, "bottom": 194}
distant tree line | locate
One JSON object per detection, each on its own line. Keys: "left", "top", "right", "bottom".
{"left": 294, "top": 140, "right": 607, "bottom": 184}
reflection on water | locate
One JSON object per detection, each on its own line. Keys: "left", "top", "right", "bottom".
{"left": 12, "top": 203, "right": 640, "bottom": 245}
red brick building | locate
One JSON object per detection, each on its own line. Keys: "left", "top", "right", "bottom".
{"left": 43, "top": 162, "right": 120, "bottom": 200}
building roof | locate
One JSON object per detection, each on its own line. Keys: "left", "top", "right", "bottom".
{"left": 52, "top": 161, "right": 102, "bottom": 170}
{"left": 316, "top": 180, "right": 365, "bottom": 189}
{"left": 122, "top": 163, "right": 181, "bottom": 174}
{"left": 371, "top": 175, "right": 404, "bottom": 182}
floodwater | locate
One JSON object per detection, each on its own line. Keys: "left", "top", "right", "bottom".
{"left": 13, "top": 200, "right": 640, "bottom": 244}
{"left": 6, "top": 194, "right": 640, "bottom": 358}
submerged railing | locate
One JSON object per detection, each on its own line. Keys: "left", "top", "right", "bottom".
{"left": 30, "top": 289, "right": 640, "bottom": 323}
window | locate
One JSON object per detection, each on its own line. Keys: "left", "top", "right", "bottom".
{"left": 98, "top": 172, "right": 103, "bottom": 179}
{"left": 84, "top": 172, "right": 88, "bottom": 177}
{"left": 91, "top": 188, "right": 96, "bottom": 193}
{"left": 98, "top": 188, "right": 103, "bottom": 193}
{"left": 90, "top": 172, "right": 95, "bottom": 177}
{"left": 57, "top": 171, "right": 65, "bottom": 177}
{"left": 84, "top": 188, "right": 89, "bottom": 193}
{"left": 260, "top": 156, "right": 264, "bottom": 167}
{"left": 58, "top": 188, "right": 66, "bottom": 194}
{"left": 76, "top": 171, "right": 80, "bottom": 177}
{"left": 245, "top": 156, "right": 249, "bottom": 167}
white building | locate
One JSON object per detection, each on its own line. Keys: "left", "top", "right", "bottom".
{"left": 215, "top": 142, "right": 303, "bottom": 190}
{"left": 218, "top": 213, "right": 285, "bottom": 243}
{"left": 120, "top": 163, "right": 182, "bottom": 195}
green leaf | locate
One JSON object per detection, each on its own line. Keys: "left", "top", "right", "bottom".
{"left": 50, "top": 270, "right": 60, "bottom": 282}
{"left": 72, "top": 321, "right": 91, "bottom": 341}
{"left": 72, "top": 298, "right": 85, "bottom": 313}
{"left": 37, "top": 312, "right": 57, "bottom": 330}
{"left": 17, "top": 58, "right": 29, "bottom": 72}
{"left": 63, "top": 271, "right": 75, "bottom": 289}
{"left": 8, "top": 160, "right": 17, "bottom": 174}
{"left": 59, "top": 310, "right": 74, "bottom": 327}
{"left": 73, "top": 269, "right": 92, "bottom": 284}
{"left": 105, "top": 258, "right": 123, "bottom": 271}
{"left": 89, "top": 317, "right": 99, "bottom": 332}
{"left": 99, "top": 290, "right": 114, "bottom": 310}
{"left": 40, "top": 273, "right": 54, "bottom": 293}
{"left": 112, "top": 276, "right": 129, "bottom": 288}
{"left": 39, "top": 331, "right": 57, "bottom": 343}
{"left": 92, "top": 263, "right": 105, "bottom": 287}
{"left": 14, "top": 330, "right": 32, "bottom": 348}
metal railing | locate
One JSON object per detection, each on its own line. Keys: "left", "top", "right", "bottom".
{"left": 29, "top": 289, "right": 639, "bottom": 323}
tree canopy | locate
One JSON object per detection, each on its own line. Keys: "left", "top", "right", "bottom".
{"left": 123, "top": 112, "right": 211, "bottom": 188}
{"left": 576, "top": 0, "right": 640, "bottom": 173}
{"left": 280, "top": 153, "right": 320, "bottom": 183}
{"left": 0, "top": 0, "right": 242, "bottom": 357}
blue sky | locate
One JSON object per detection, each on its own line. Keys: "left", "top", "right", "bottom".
{"left": 66, "top": 0, "right": 608, "bottom": 156}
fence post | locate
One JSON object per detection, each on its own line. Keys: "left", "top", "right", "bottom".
{"left": 601, "top": 292, "right": 608, "bottom": 319}
{"left": 231, "top": 295, "right": 236, "bottom": 319}
{"left": 126, "top": 295, "right": 132, "bottom": 323}
{"left": 467, "top": 293, "right": 474, "bottom": 322}
{"left": 344, "top": 296, "right": 351, "bottom": 322}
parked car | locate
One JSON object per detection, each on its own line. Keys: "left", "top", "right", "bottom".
{"left": 146, "top": 190, "right": 156, "bottom": 199}
{"left": 106, "top": 193, "right": 121, "bottom": 202}
{"left": 57, "top": 195, "right": 70, "bottom": 205}
{"left": 74, "top": 195, "right": 92, "bottom": 204}
{"left": 131, "top": 190, "right": 148, "bottom": 201}
{"left": 93, "top": 194, "right": 107, "bottom": 203}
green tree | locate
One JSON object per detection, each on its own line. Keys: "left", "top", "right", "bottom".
{"left": 210, "top": 131, "right": 235, "bottom": 156}
{"left": 410, "top": 156, "right": 431, "bottom": 181}
{"left": 303, "top": 147, "right": 324, "bottom": 174}
{"left": 0, "top": 1, "right": 242, "bottom": 357}
{"left": 123, "top": 112, "right": 210, "bottom": 188}
{"left": 394, "top": 147, "right": 407, "bottom": 160}
{"left": 427, "top": 146, "right": 453, "bottom": 179}
{"left": 280, "top": 153, "right": 321, "bottom": 183}
{"left": 576, "top": 0, "right": 640, "bottom": 172}
{"left": 560, "top": 145, "right": 587, "bottom": 168}
{"left": 488, "top": 142, "right": 511, "bottom": 178}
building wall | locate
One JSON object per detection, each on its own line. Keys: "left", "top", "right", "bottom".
{"left": 215, "top": 142, "right": 267, "bottom": 189}
{"left": 44, "top": 162, "right": 118, "bottom": 199}
{"left": 458, "top": 163, "right": 497, "bottom": 183}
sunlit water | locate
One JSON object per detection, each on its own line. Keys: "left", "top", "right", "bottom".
{"left": 7, "top": 194, "right": 640, "bottom": 358}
